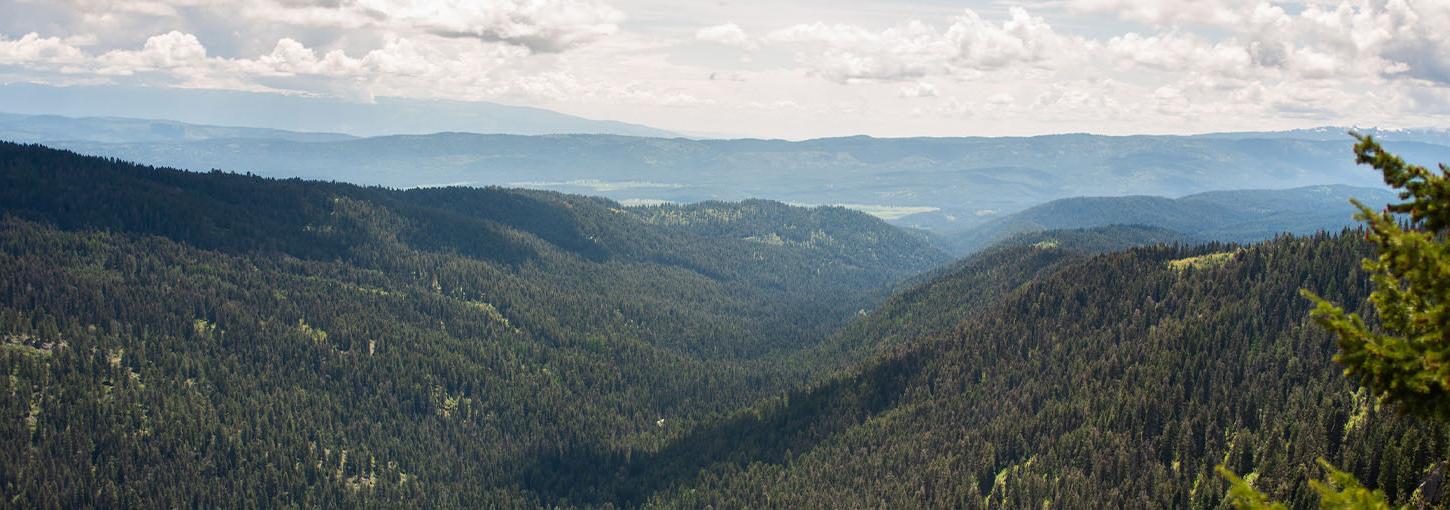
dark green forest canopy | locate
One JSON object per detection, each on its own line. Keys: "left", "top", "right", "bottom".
{"left": 0, "top": 142, "right": 944, "bottom": 507}
{"left": 636, "top": 234, "right": 1448, "bottom": 509}
{"left": 1, "top": 141, "right": 1441, "bottom": 508}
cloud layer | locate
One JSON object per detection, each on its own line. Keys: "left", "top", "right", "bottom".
{"left": 3, "top": 0, "right": 1450, "bottom": 138}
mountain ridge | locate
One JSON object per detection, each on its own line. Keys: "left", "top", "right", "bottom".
{"left": 27, "top": 130, "right": 1445, "bottom": 231}
{"left": 0, "top": 83, "right": 678, "bottom": 138}
{"left": 945, "top": 184, "right": 1396, "bottom": 253}
{"left": 0, "top": 112, "right": 359, "bottom": 144}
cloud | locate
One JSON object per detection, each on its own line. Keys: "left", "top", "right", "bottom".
{"left": 1106, "top": 32, "right": 1252, "bottom": 77}
{"left": 1078, "top": 0, "right": 1450, "bottom": 86}
{"left": 943, "top": 7, "right": 1065, "bottom": 70}
{"left": 26, "top": 0, "right": 623, "bottom": 54}
{"left": 1066, "top": 0, "right": 1251, "bottom": 27}
{"left": 1307, "top": 0, "right": 1450, "bottom": 84}
{"left": 0, "top": 28, "right": 709, "bottom": 107}
{"left": 766, "top": 7, "right": 1075, "bottom": 83}
{"left": 985, "top": 93, "right": 1013, "bottom": 107}
{"left": 0, "top": 33, "right": 87, "bottom": 65}
{"left": 695, "top": 23, "right": 753, "bottom": 49}
{"left": 398, "top": 0, "right": 623, "bottom": 53}
{"left": 898, "top": 81, "right": 937, "bottom": 98}
{"left": 6, "top": 0, "right": 1450, "bottom": 138}
{"left": 96, "top": 31, "right": 208, "bottom": 73}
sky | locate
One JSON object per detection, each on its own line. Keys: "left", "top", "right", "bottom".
{"left": 2, "top": 0, "right": 1449, "bottom": 139}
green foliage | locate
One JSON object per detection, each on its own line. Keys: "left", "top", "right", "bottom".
{"left": 1220, "top": 459, "right": 1401, "bottom": 510}
{"left": 1221, "top": 135, "right": 1450, "bottom": 508}
{"left": 639, "top": 234, "right": 1445, "bottom": 508}
{"left": 1218, "top": 465, "right": 1289, "bottom": 510}
{"left": 1168, "top": 249, "right": 1240, "bottom": 271}
{"left": 1304, "top": 134, "right": 1450, "bottom": 421}
{"left": 1309, "top": 459, "right": 1398, "bottom": 510}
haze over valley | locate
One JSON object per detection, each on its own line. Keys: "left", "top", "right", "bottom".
{"left": 7, "top": 107, "right": 1444, "bottom": 240}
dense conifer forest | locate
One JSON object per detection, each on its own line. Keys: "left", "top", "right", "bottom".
{"left": 640, "top": 234, "right": 1447, "bottom": 508}
{"left": 1, "top": 141, "right": 1443, "bottom": 508}
{"left": 0, "top": 142, "right": 945, "bottom": 507}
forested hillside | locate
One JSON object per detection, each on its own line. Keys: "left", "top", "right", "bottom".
{"left": 2, "top": 141, "right": 1438, "bottom": 509}
{"left": 0, "top": 142, "right": 945, "bottom": 507}
{"left": 630, "top": 199, "right": 942, "bottom": 275}
{"left": 823, "top": 225, "right": 1195, "bottom": 358}
{"left": 544, "top": 233, "right": 1439, "bottom": 508}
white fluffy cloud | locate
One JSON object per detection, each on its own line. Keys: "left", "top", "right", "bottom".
{"left": 1067, "top": 0, "right": 1252, "bottom": 27}
{"left": 943, "top": 7, "right": 1065, "bottom": 70}
{"left": 764, "top": 7, "right": 1075, "bottom": 83}
{"left": 1106, "top": 32, "right": 1252, "bottom": 77}
{"left": 33, "top": 0, "right": 622, "bottom": 54}
{"left": 0, "top": 33, "right": 87, "bottom": 66}
{"left": 1081, "top": 0, "right": 1450, "bottom": 85}
{"left": 97, "top": 31, "right": 208, "bottom": 73}
{"left": 4, "top": 0, "right": 1450, "bottom": 138}
{"left": 695, "top": 23, "right": 753, "bottom": 49}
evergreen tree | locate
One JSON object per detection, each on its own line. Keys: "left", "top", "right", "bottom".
{"left": 1222, "top": 134, "right": 1450, "bottom": 509}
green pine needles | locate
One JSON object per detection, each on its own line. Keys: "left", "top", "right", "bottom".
{"left": 1305, "top": 134, "right": 1450, "bottom": 422}
{"left": 1222, "top": 134, "right": 1450, "bottom": 509}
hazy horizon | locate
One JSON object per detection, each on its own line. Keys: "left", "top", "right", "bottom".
{"left": 3, "top": 92, "right": 1448, "bottom": 142}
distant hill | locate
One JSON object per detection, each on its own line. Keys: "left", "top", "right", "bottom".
{"left": 629, "top": 199, "right": 943, "bottom": 273}
{"left": 0, "top": 112, "right": 357, "bottom": 144}
{"left": 1194, "top": 126, "right": 1450, "bottom": 146}
{"left": 29, "top": 131, "right": 1447, "bottom": 230}
{"left": 946, "top": 185, "right": 1395, "bottom": 254}
{"left": 0, "top": 83, "right": 678, "bottom": 138}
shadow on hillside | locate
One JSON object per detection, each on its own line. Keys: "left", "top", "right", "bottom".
{"left": 516, "top": 348, "right": 926, "bottom": 507}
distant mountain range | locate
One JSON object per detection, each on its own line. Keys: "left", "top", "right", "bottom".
{"left": 0, "top": 83, "right": 677, "bottom": 138}
{"left": 944, "top": 184, "right": 1396, "bottom": 253}
{"left": 0, "top": 112, "right": 357, "bottom": 144}
{"left": 1, "top": 108, "right": 1442, "bottom": 233}
{"left": 1194, "top": 126, "right": 1450, "bottom": 145}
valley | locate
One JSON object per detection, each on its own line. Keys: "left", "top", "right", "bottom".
{"left": 2, "top": 141, "right": 1443, "bottom": 507}
{"left": 7, "top": 1, "right": 1450, "bottom": 507}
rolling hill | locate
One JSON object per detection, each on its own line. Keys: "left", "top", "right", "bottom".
{"left": 0, "top": 112, "right": 358, "bottom": 144}
{"left": 35, "top": 132, "right": 1446, "bottom": 232}
{"left": 946, "top": 185, "right": 1396, "bottom": 254}
{"left": 0, "top": 83, "right": 678, "bottom": 138}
